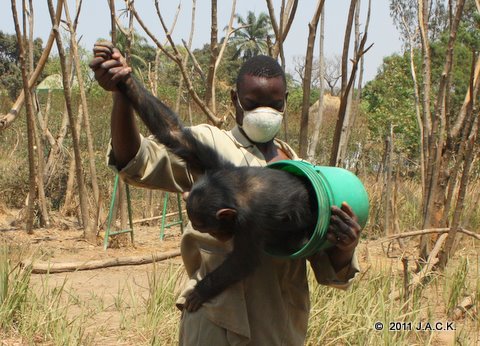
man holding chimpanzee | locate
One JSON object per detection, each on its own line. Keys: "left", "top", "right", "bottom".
{"left": 91, "top": 43, "right": 361, "bottom": 345}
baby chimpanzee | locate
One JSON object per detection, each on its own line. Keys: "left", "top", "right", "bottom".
{"left": 95, "top": 42, "right": 317, "bottom": 312}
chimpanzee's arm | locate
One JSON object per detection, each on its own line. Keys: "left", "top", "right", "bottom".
{"left": 93, "top": 41, "right": 225, "bottom": 172}
{"left": 184, "top": 225, "right": 263, "bottom": 312}
{"left": 116, "top": 76, "right": 228, "bottom": 172}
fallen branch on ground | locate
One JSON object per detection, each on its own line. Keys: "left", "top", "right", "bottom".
{"left": 132, "top": 210, "right": 186, "bottom": 224}
{"left": 452, "top": 295, "right": 476, "bottom": 320}
{"left": 380, "top": 227, "right": 480, "bottom": 242}
{"left": 22, "top": 250, "right": 181, "bottom": 274}
{"left": 390, "top": 233, "right": 448, "bottom": 301}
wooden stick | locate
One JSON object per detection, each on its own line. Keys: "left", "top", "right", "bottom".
{"left": 452, "top": 295, "right": 475, "bottom": 320}
{"left": 390, "top": 233, "right": 448, "bottom": 300}
{"left": 380, "top": 227, "right": 480, "bottom": 242}
{"left": 23, "top": 250, "right": 181, "bottom": 274}
{"left": 132, "top": 210, "right": 186, "bottom": 224}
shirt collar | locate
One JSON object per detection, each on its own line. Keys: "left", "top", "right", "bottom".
{"left": 228, "top": 125, "right": 255, "bottom": 148}
{"left": 227, "top": 125, "right": 298, "bottom": 160}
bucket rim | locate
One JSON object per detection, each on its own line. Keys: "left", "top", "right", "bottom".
{"left": 266, "top": 160, "right": 331, "bottom": 258}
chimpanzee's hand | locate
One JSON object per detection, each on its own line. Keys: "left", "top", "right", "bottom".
{"left": 89, "top": 41, "right": 131, "bottom": 92}
{"left": 184, "top": 289, "right": 206, "bottom": 312}
{"left": 327, "top": 202, "right": 361, "bottom": 253}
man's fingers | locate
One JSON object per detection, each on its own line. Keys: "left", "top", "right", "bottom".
{"left": 111, "top": 48, "right": 123, "bottom": 59}
{"left": 89, "top": 56, "right": 106, "bottom": 69}
{"left": 94, "top": 40, "right": 114, "bottom": 50}
{"left": 100, "top": 59, "right": 124, "bottom": 70}
{"left": 329, "top": 216, "right": 357, "bottom": 240}
{"left": 331, "top": 205, "right": 361, "bottom": 230}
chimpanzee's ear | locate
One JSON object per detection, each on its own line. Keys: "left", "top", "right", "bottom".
{"left": 216, "top": 208, "right": 237, "bottom": 221}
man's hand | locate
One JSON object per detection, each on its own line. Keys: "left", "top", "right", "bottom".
{"left": 325, "top": 202, "right": 362, "bottom": 271}
{"left": 89, "top": 41, "right": 132, "bottom": 91}
{"left": 327, "top": 202, "right": 361, "bottom": 252}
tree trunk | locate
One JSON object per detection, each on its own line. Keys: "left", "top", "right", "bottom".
{"left": 266, "top": 0, "right": 298, "bottom": 66}
{"left": 11, "top": 0, "right": 37, "bottom": 234}
{"left": 340, "top": 0, "right": 357, "bottom": 97}
{"left": 298, "top": 0, "right": 324, "bottom": 158}
{"left": 420, "top": 0, "right": 466, "bottom": 259}
{"left": 329, "top": 19, "right": 371, "bottom": 167}
{"left": 108, "top": 0, "right": 116, "bottom": 44}
{"left": 22, "top": 0, "right": 49, "bottom": 228}
{"left": 64, "top": 1, "right": 99, "bottom": 204}
{"left": 335, "top": 0, "right": 372, "bottom": 167}
{"left": 383, "top": 125, "right": 394, "bottom": 236}
{"left": 175, "top": 0, "right": 197, "bottom": 114}
{"left": 48, "top": 0, "right": 93, "bottom": 241}
{"left": 306, "top": 8, "right": 325, "bottom": 162}
{"left": 44, "top": 101, "right": 69, "bottom": 187}
{"left": 205, "top": 0, "right": 218, "bottom": 113}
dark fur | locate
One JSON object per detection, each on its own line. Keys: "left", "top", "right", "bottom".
{"left": 117, "top": 74, "right": 316, "bottom": 307}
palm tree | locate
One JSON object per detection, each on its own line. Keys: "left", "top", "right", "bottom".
{"left": 231, "top": 11, "right": 272, "bottom": 60}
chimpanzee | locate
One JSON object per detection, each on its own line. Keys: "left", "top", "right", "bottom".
{"left": 94, "top": 42, "right": 317, "bottom": 312}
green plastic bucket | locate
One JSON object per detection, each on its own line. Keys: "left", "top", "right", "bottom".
{"left": 266, "top": 160, "right": 369, "bottom": 259}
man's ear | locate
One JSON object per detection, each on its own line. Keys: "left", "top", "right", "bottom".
{"left": 216, "top": 208, "right": 237, "bottom": 221}
{"left": 230, "top": 89, "right": 237, "bottom": 105}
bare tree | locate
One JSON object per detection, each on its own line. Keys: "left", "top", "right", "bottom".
{"left": 47, "top": 0, "right": 93, "bottom": 241}
{"left": 323, "top": 55, "right": 342, "bottom": 96}
{"left": 11, "top": 0, "right": 39, "bottom": 233}
{"left": 306, "top": 7, "right": 325, "bottom": 162}
{"left": 421, "top": 0, "right": 465, "bottom": 259}
{"left": 393, "top": 0, "right": 479, "bottom": 266}
{"left": 337, "top": 0, "right": 371, "bottom": 163}
{"left": 391, "top": 0, "right": 425, "bottom": 199}
{"left": 64, "top": 0, "right": 100, "bottom": 205}
{"left": 298, "top": 0, "right": 325, "bottom": 158}
{"left": 265, "top": 0, "right": 298, "bottom": 68}
{"left": 22, "top": 0, "right": 50, "bottom": 228}
{"left": 0, "top": 0, "right": 63, "bottom": 130}
{"left": 131, "top": 2, "right": 223, "bottom": 126}
{"left": 204, "top": 0, "right": 219, "bottom": 111}
{"left": 329, "top": 1, "right": 373, "bottom": 166}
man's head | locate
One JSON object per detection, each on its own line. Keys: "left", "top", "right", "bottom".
{"left": 231, "top": 55, "right": 288, "bottom": 143}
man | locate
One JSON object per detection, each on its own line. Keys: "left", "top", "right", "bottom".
{"left": 90, "top": 44, "right": 361, "bottom": 345}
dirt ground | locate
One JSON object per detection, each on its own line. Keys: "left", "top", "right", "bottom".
{"left": 0, "top": 207, "right": 478, "bottom": 345}
{"left": 0, "top": 208, "right": 185, "bottom": 345}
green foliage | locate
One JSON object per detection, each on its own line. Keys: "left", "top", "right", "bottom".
{"left": 286, "top": 85, "right": 319, "bottom": 114}
{"left": 0, "top": 31, "right": 44, "bottom": 99}
{"left": 361, "top": 53, "right": 420, "bottom": 156}
{"left": 429, "top": 19, "right": 480, "bottom": 112}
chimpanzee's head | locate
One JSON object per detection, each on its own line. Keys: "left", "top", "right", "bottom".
{"left": 230, "top": 55, "right": 288, "bottom": 143}
{"left": 185, "top": 172, "right": 238, "bottom": 242}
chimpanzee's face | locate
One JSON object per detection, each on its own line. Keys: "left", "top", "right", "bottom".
{"left": 186, "top": 190, "right": 234, "bottom": 242}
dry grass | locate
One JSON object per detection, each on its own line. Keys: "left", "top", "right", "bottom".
{"left": 1, "top": 239, "right": 478, "bottom": 345}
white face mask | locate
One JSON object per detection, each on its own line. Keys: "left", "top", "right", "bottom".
{"left": 238, "top": 99, "right": 285, "bottom": 143}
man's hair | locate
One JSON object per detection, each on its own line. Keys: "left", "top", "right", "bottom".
{"left": 236, "top": 55, "right": 286, "bottom": 90}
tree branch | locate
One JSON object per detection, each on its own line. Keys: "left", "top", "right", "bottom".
{"left": 0, "top": 0, "right": 64, "bottom": 130}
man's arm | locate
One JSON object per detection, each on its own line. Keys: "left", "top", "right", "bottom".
{"left": 308, "top": 202, "right": 361, "bottom": 288}
{"left": 90, "top": 43, "right": 140, "bottom": 169}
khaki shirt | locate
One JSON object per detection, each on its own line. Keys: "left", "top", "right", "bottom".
{"left": 108, "top": 124, "right": 359, "bottom": 345}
